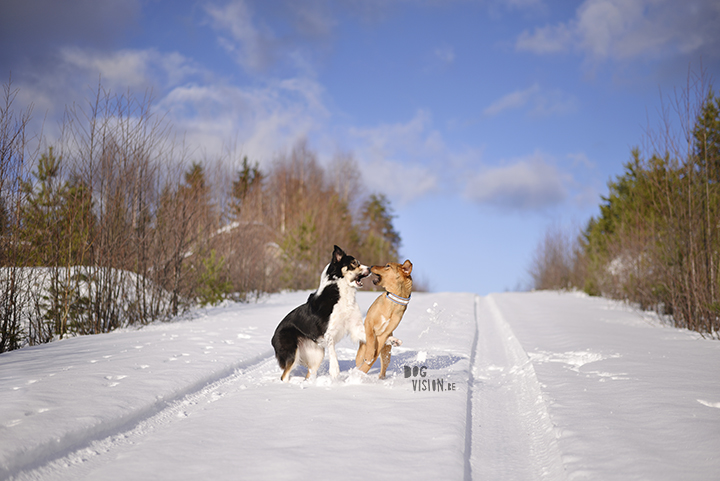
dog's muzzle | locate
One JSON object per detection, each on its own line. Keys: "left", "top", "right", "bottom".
{"left": 354, "top": 267, "right": 370, "bottom": 288}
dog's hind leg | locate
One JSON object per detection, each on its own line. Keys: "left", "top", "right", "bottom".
{"left": 280, "top": 348, "right": 299, "bottom": 382}
{"left": 298, "top": 339, "right": 324, "bottom": 380}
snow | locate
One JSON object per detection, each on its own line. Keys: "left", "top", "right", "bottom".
{"left": 1, "top": 290, "right": 719, "bottom": 480}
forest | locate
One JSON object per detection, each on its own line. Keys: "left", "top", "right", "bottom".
{"left": 0, "top": 81, "right": 401, "bottom": 352}
{"left": 531, "top": 73, "right": 720, "bottom": 338}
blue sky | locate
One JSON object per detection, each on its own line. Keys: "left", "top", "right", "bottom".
{"left": 2, "top": 0, "right": 719, "bottom": 294}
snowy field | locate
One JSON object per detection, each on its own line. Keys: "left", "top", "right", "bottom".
{"left": 1, "top": 290, "right": 719, "bottom": 480}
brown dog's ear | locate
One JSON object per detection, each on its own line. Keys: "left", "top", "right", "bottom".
{"left": 332, "top": 245, "right": 345, "bottom": 263}
{"left": 402, "top": 260, "right": 413, "bottom": 274}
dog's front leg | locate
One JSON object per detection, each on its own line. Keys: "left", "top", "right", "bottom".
{"left": 324, "top": 332, "right": 340, "bottom": 378}
{"left": 379, "top": 344, "right": 392, "bottom": 379}
{"left": 358, "top": 329, "right": 379, "bottom": 373}
{"left": 350, "top": 317, "right": 366, "bottom": 344}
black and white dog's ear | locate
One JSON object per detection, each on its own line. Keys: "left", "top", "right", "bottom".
{"left": 332, "top": 245, "right": 345, "bottom": 263}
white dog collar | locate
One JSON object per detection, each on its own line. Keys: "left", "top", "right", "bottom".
{"left": 386, "top": 292, "right": 411, "bottom": 306}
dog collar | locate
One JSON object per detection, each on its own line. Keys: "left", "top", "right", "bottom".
{"left": 386, "top": 292, "right": 411, "bottom": 306}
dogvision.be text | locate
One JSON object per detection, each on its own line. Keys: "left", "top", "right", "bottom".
{"left": 404, "top": 365, "right": 457, "bottom": 392}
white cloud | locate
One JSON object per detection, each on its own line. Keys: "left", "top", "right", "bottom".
{"left": 53, "top": 47, "right": 204, "bottom": 98}
{"left": 484, "top": 84, "right": 577, "bottom": 117}
{"left": 347, "top": 110, "right": 445, "bottom": 204}
{"left": 11, "top": 43, "right": 328, "bottom": 166}
{"left": 203, "top": 0, "right": 338, "bottom": 75}
{"left": 205, "top": 0, "right": 276, "bottom": 72}
{"left": 516, "top": 0, "right": 720, "bottom": 63}
{"left": 10, "top": 47, "right": 202, "bottom": 143}
{"left": 464, "top": 153, "right": 569, "bottom": 211}
{"left": 567, "top": 152, "right": 595, "bottom": 169}
{"left": 530, "top": 89, "right": 579, "bottom": 116}
{"left": 516, "top": 23, "right": 573, "bottom": 54}
{"left": 160, "top": 77, "right": 330, "bottom": 163}
{"left": 59, "top": 48, "right": 176, "bottom": 92}
{"left": 349, "top": 110, "right": 446, "bottom": 161}
{"left": 361, "top": 159, "right": 438, "bottom": 206}
{"left": 484, "top": 84, "right": 540, "bottom": 116}
{"left": 288, "top": 0, "right": 337, "bottom": 37}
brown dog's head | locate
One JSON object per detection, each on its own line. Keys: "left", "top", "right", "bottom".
{"left": 371, "top": 260, "right": 413, "bottom": 294}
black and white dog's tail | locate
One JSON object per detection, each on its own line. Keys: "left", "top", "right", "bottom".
{"left": 271, "top": 324, "right": 300, "bottom": 375}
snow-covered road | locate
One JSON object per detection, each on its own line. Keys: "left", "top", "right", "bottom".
{"left": 2, "top": 291, "right": 719, "bottom": 480}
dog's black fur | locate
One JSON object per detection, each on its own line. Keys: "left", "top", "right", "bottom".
{"left": 271, "top": 245, "right": 368, "bottom": 381}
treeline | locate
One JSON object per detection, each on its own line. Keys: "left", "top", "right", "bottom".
{"left": 0, "top": 82, "right": 401, "bottom": 352}
{"left": 531, "top": 77, "right": 719, "bottom": 338}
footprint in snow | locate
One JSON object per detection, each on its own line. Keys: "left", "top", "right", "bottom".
{"left": 104, "top": 375, "right": 127, "bottom": 387}
{"left": 697, "top": 399, "right": 720, "bottom": 409}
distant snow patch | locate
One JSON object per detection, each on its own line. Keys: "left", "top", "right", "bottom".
{"left": 529, "top": 350, "right": 620, "bottom": 372}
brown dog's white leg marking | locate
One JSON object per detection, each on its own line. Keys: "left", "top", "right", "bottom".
{"left": 386, "top": 336, "right": 402, "bottom": 347}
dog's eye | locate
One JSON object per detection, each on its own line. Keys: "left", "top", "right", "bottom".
{"left": 385, "top": 264, "right": 390, "bottom": 268}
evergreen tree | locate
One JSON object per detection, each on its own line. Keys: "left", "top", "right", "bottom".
{"left": 694, "top": 91, "right": 720, "bottom": 182}
{"left": 358, "top": 193, "right": 401, "bottom": 267}
{"left": 280, "top": 212, "right": 318, "bottom": 290}
{"left": 197, "top": 249, "right": 233, "bottom": 306}
{"left": 232, "top": 157, "right": 263, "bottom": 203}
{"left": 20, "top": 148, "right": 94, "bottom": 266}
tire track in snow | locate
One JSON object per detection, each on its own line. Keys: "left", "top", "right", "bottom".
{"left": 468, "top": 295, "right": 566, "bottom": 480}
{"left": 10, "top": 351, "right": 277, "bottom": 481}
{"left": 463, "top": 296, "right": 481, "bottom": 481}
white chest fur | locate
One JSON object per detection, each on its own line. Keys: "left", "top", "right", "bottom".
{"left": 326, "top": 280, "right": 364, "bottom": 344}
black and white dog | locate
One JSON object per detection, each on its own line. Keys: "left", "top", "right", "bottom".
{"left": 272, "top": 245, "right": 370, "bottom": 382}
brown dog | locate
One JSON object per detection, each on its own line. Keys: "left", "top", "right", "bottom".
{"left": 355, "top": 260, "right": 413, "bottom": 378}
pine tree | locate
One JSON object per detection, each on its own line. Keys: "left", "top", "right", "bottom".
{"left": 358, "top": 193, "right": 401, "bottom": 267}
{"left": 232, "top": 157, "right": 263, "bottom": 208}
{"left": 21, "top": 148, "right": 67, "bottom": 265}
{"left": 20, "top": 148, "right": 94, "bottom": 266}
{"left": 694, "top": 91, "right": 720, "bottom": 182}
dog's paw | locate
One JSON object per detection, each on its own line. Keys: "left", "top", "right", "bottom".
{"left": 386, "top": 336, "right": 402, "bottom": 347}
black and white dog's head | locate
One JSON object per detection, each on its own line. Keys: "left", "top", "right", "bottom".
{"left": 325, "top": 245, "right": 370, "bottom": 289}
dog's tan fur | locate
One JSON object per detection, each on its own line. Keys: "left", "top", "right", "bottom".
{"left": 355, "top": 260, "right": 413, "bottom": 379}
